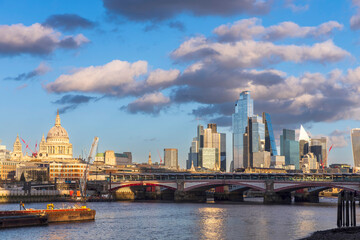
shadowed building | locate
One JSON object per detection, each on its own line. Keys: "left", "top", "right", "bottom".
{"left": 280, "top": 129, "right": 299, "bottom": 169}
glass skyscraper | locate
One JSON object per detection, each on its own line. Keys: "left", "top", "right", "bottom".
{"left": 280, "top": 129, "right": 300, "bottom": 169}
{"left": 232, "top": 91, "right": 253, "bottom": 169}
{"left": 351, "top": 128, "right": 360, "bottom": 168}
{"left": 263, "top": 112, "right": 277, "bottom": 156}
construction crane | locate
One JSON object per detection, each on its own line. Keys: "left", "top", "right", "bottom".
{"left": 79, "top": 137, "right": 99, "bottom": 201}
{"left": 20, "top": 137, "right": 38, "bottom": 157}
{"left": 157, "top": 150, "right": 163, "bottom": 165}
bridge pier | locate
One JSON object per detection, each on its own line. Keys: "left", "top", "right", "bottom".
{"left": 294, "top": 193, "right": 319, "bottom": 203}
{"left": 114, "top": 187, "right": 136, "bottom": 201}
{"left": 174, "top": 190, "right": 207, "bottom": 203}
{"left": 264, "top": 191, "right": 292, "bottom": 204}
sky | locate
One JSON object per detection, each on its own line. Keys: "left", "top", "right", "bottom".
{"left": 0, "top": 0, "right": 360, "bottom": 170}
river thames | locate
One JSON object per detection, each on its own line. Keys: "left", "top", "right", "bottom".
{"left": 0, "top": 198, "right": 354, "bottom": 240}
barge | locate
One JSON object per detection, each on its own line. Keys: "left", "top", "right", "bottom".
{"left": 0, "top": 203, "right": 96, "bottom": 225}
{"left": 0, "top": 214, "right": 48, "bottom": 228}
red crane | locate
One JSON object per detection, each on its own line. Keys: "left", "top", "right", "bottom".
{"left": 157, "top": 150, "right": 163, "bottom": 165}
{"left": 20, "top": 137, "right": 38, "bottom": 157}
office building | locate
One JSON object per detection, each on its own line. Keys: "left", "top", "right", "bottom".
{"left": 280, "top": 129, "right": 300, "bottom": 169}
{"left": 351, "top": 128, "right": 360, "bottom": 168}
{"left": 232, "top": 91, "right": 253, "bottom": 170}
{"left": 164, "top": 148, "right": 178, "bottom": 169}
{"left": 187, "top": 123, "right": 226, "bottom": 171}
{"left": 262, "top": 112, "right": 277, "bottom": 156}
{"left": 311, "top": 137, "right": 327, "bottom": 167}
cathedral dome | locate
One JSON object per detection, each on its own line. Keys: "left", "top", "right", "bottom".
{"left": 46, "top": 110, "right": 69, "bottom": 143}
{"left": 47, "top": 125, "right": 69, "bottom": 140}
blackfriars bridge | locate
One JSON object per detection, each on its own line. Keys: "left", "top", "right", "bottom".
{"left": 105, "top": 173, "right": 360, "bottom": 203}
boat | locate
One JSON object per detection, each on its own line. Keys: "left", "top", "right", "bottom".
{"left": 0, "top": 203, "right": 96, "bottom": 224}
{"left": 0, "top": 214, "right": 48, "bottom": 228}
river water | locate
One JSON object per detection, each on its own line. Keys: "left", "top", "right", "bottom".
{"left": 0, "top": 198, "right": 355, "bottom": 240}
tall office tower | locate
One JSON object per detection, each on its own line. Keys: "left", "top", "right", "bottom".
{"left": 299, "top": 125, "right": 310, "bottom": 165}
{"left": 220, "top": 133, "right": 226, "bottom": 172}
{"left": 164, "top": 148, "right": 178, "bottom": 169}
{"left": 262, "top": 112, "right": 277, "bottom": 156}
{"left": 310, "top": 138, "right": 327, "bottom": 167}
{"left": 203, "top": 124, "right": 221, "bottom": 170}
{"left": 187, "top": 124, "right": 226, "bottom": 171}
{"left": 232, "top": 91, "right": 253, "bottom": 170}
{"left": 243, "top": 116, "right": 270, "bottom": 168}
{"left": 351, "top": 128, "right": 360, "bottom": 168}
{"left": 280, "top": 129, "right": 300, "bottom": 169}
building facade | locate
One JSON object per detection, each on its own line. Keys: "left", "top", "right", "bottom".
{"left": 164, "top": 148, "right": 178, "bottom": 169}
{"left": 232, "top": 91, "right": 253, "bottom": 170}
{"left": 263, "top": 112, "right": 278, "bottom": 156}
{"left": 351, "top": 128, "right": 360, "bottom": 168}
{"left": 187, "top": 123, "right": 226, "bottom": 171}
{"left": 280, "top": 129, "right": 300, "bottom": 169}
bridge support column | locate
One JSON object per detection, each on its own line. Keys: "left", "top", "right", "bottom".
{"left": 264, "top": 180, "right": 291, "bottom": 204}
{"left": 294, "top": 193, "right": 319, "bottom": 203}
{"left": 174, "top": 190, "right": 207, "bottom": 203}
{"left": 264, "top": 191, "right": 292, "bottom": 204}
{"left": 114, "top": 187, "right": 135, "bottom": 201}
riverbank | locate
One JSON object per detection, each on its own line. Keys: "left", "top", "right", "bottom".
{"left": 301, "top": 226, "right": 360, "bottom": 240}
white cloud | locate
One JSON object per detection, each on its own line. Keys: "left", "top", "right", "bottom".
{"left": 146, "top": 69, "right": 180, "bottom": 86}
{"left": 0, "top": 23, "right": 89, "bottom": 55}
{"left": 46, "top": 60, "right": 148, "bottom": 94}
{"left": 213, "top": 18, "right": 343, "bottom": 42}
{"left": 125, "top": 92, "right": 171, "bottom": 114}
{"left": 172, "top": 37, "right": 349, "bottom": 68}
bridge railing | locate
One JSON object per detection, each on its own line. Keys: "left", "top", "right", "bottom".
{"left": 110, "top": 173, "right": 360, "bottom": 183}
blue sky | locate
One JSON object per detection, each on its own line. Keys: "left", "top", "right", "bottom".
{"left": 0, "top": 0, "right": 360, "bottom": 170}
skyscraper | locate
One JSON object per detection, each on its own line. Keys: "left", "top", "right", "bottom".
{"left": 243, "top": 115, "right": 270, "bottom": 168}
{"left": 232, "top": 91, "right": 253, "bottom": 170}
{"left": 164, "top": 148, "right": 178, "bottom": 169}
{"left": 280, "top": 129, "right": 300, "bottom": 169}
{"left": 351, "top": 129, "right": 360, "bottom": 168}
{"left": 311, "top": 138, "right": 327, "bottom": 167}
{"left": 262, "top": 112, "right": 277, "bottom": 156}
{"left": 187, "top": 124, "right": 226, "bottom": 171}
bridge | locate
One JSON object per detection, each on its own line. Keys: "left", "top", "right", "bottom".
{"left": 107, "top": 173, "right": 360, "bottom": 203}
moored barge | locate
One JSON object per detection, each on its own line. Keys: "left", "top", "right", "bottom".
{"left": 0, "top": 204, "right": 96, "bottom": 224}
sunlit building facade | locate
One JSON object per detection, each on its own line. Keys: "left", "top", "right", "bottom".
{"left": 232, "top": 91, "right": 253, "bottom": 170}
{"left": 351, "top": 128, "right": 360, "bottom": 168}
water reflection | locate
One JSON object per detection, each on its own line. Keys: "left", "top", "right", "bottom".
{"left": 197, "top": 207, "right": 227, "bottom": 240}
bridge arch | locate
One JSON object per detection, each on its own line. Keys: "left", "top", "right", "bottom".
{"left": 184, "top": 180, "right": 266, "bottom": 192}
{"left": 274, "top": 182, "right": 360, "bottom": 193}
{"left": 109, "top": 182, "right": 177, "bottom": 192}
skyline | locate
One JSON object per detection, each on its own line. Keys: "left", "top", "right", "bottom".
{"left": 1, "top": 0, "right": 360, "bottom": 169}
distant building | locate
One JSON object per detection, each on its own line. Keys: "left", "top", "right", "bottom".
{"left": 16, "top": 162, "right": 49, "bottom": 182}
{"left": 243, "top": 115, "right": 273, "bottom": 168}
{"left": 351, "top": 128, "right": 360, "bottom": 168}
{"left": 262, "top": 112, "right": 277, "bottom": 156}
{"left": 311, "top": 137, "right": 327, "bottom": 167}
{"left": 301, "top": 152, "right": 318, "bottom": 173}
{"left": 299, "top": 125, "right": 310, "bottom": 160}
{"left": 0, "top": 142, "right": 10, "bottom": 160}
{"left": 49, "top": 162, "right": 87, "bottom": 181}
{"left": 232, "top": 91, "right": 253, "bottom": 170}
{"left": 0, "top": 160, "right": 19, "bottom": 180}
{"left": 187, "top": 123, "right": 226, "bottom": 171}
{"left": 164, "top": 148, "right": 178, "bottom": 169}
{"left": 271, "top": 155, "right": 285, "bottom": 168}
{"left": 280, "top": 129, "right": 300, "bottom": 169}
{"left": 95, "top": 151, "right": 132, "bottom": 166}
